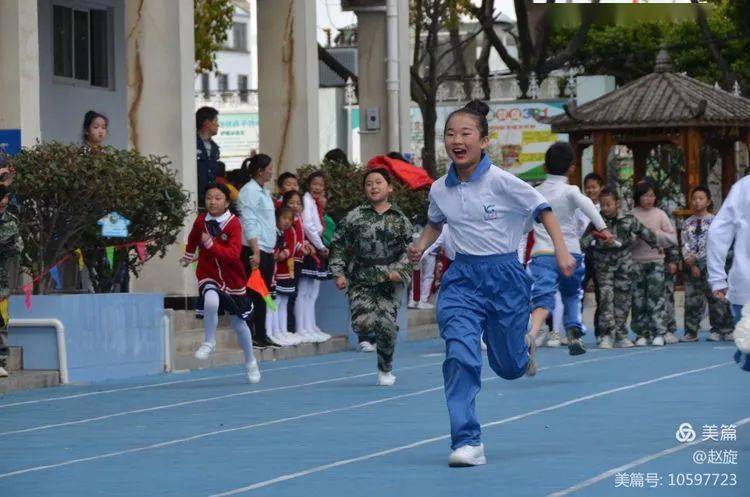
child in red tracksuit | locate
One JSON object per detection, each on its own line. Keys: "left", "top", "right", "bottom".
{"left": 181, "top": 183, "right": 260, "bottom": 383}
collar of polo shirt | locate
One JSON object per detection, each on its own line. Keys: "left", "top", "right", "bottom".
{"left": 445, "top": 153, "right": 492, "bottom": 187}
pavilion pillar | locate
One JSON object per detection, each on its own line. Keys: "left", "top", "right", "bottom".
{"left": 718, "top": 141, "right": 736, "bottom": 199}
{"left": 570, "top": 133, "right": 584, "bottom": 187}
{"left": 631, "top": 144, "right": 651, "bottom": 184}
{"left": 681, "top": 127, "right": 703, "bottom": 208}
{"left": 593, "top": 131, "right": 614, "bottom": 182}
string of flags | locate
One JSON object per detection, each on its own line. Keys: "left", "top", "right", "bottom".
{"left": 5, "top": 240, "right": 155, "bottom": 313}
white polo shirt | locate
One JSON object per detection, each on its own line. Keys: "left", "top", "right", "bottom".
{"left": 428, "top": 154, "right": 550, "bottom": 257}
{"left": 708, "top": 175, "right": 750, "bottom": 305}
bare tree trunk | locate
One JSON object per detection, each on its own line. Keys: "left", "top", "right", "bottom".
{"left": 420, "top": 98, "right": 439, "bottom": 179}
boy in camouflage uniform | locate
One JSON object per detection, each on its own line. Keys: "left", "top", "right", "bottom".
{"left": 0, "top": 186, "right": 23, "bottom": 377}
{"left": 330, "top": 168, "right": 412, "bottom": 386}
{"left": 580, "top": 188, "right": 658, "bottom": 347}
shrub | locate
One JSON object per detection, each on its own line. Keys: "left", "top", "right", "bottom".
{"left": 5, "top": 142, "right": 190, "bottom": 293}
{"left": 295, "top": 159, "right": 430, "bottom": 227}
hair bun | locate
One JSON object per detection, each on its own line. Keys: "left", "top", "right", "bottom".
{"left": 464, "top": 99, "right": 490, "bottom": 117}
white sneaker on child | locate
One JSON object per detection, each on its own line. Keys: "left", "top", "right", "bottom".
{"left": 417, "top": 301, "right": 435, "bottom": 310}
{"left": 664, "top": 332, "right": 679, "bottom": 344}
{"left": 635, "top": 337, "right": 649, "bottom": 347}
{"left": 359, "top": 341, "right": 376, "bottom": 352}
{"left": 194, "top": 342, "right": 215, "bottom": 361}
{"left": 408, "top": 299, "right": 418, "bottom": 309}
{"left": 546, "top": 331, "right": 562, "bottom": 348}
{"left": 615, "top": 337, "right": 635, "bottom": 348}
{"left": 448, "top": 444, "right": 486, "bottom": 467}
{"left": 376, "top": 371, "right": 396, "bottom": 386}
{"left": 312, "top": 326, "right": 332, "bottom": 342}
{"left": 246, "top": 362, "right": 261, "bottom": 384}
{"left": 598, "top": 335, "right": 614, "bottom": 349}
{"left": 652, "top": 335, "right": 665, "bottom": 346}
{"left": 707, "top": 332, "right": 722, "bottom": 342}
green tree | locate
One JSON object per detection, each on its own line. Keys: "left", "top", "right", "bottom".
{"left": 5, "top": 143, "right": 190, "bottom": 293}
{"left": 194, "top": 0, "right": 235, "bottom": 74}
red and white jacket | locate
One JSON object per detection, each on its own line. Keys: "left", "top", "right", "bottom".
{"left": 184, "top": 211, "right": 247, "bottom": 295}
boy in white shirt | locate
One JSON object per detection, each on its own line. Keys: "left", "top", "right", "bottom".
{"left": 528, "top": 143, "right": 613, "bottom": 355}
{"left": 707, "top": 175, "right": 750, "bottom": 371}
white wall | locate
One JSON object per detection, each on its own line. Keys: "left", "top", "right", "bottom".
{"left": 37, "top": 0, "right": 128, "bottom": 149}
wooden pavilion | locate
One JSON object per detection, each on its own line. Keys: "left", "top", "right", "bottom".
{"left": 550, "top": 49, "right": 750, "bottom": 210}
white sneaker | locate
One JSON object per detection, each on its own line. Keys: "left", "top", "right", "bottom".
{"left": 408, "top": 300, "right": 418, "bottom": 309}
{"left": 635, "top": 337, "right": 649, "bottom": 347}
{"left": 269, "top": 332, "right": 292, "bottom": 346}
{"left": 313, "top": 330, "right": 332, "bottom": 342}
{"left": 546, "top": 331, "right": 562, "bottom": 348}
{"left": 652, "top": 335, "right": 665, "bottom": 346}
{"left": 279, "top": 331, "right": 301, "bottom": 345}
{"left": 417, "top": 301, "right": 435, "bottom": 310}
{"left": 359, "top": 341, "right": 376, "bottom": 353}
{"left": 664, "top": 332, "right": 679, "bottom": 344}
{"left": 735, "top": 303, "right": 750, "bottom": 354}
{"left": 615, "top": 337, "right": 635, "bottom": 348}
{"left": 0, "top": 366, "right": 8, "bottom": 378}
{"left": 598, "top": 335, "right": 614, "bottom": 349}
{"left": 448, "top": 443, "right": 486, "bottom": 467}
{"left": 376, "top": 371, "right": 396, "bottom": 386}
{"left": 707, "top": 332, "right": 722, "bottom": 342}
{"left": 246, "top": 362, "right": 261, "bottom": 384}
{"left": 296, "top": 330, "right": 318, "bottom": 344}
{"left": 194, "top": 341, "right": 216, "bottom": 361}
{"left": 534, "top": 329, "right": 548, "bottom": 348}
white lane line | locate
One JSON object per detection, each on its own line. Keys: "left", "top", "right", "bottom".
{"left": 0, "top": 357, "right": 368, "bottom": 409}
{"left": 547, "top": 417, "right": 750, "bottom": 496}
{"left": 0, "top": 361, "right": 444, "bottom": 437}
{"left": 0, "top": 349, "right": 654, "bottom": 479}
{"left": 206, "top": 361, "right": 731, "bottom": 497}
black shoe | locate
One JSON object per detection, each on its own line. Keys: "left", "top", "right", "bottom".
{"left": 566, "top": 327, "right": 586, "bottom": 356}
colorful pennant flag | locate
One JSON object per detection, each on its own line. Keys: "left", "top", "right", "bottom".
{"left": 246, "top": 269, "right": 276, "bottom": 311}
{"left": 135, "top": 242, "right": 148, "bottom": 263}
{"left": 105, "top": 246, "right": 115, "bottom": 268}
{"left": 49, "top": 266, "right": 62, "bottom": 289}
{"left": 0, "top": 298, "right": 8, "bottom": 326}
{"left": 23, "top": 284, "right": 32, "bottom": 311}
{"left": 74, "top": 249, "right": 85, "bottom": 270}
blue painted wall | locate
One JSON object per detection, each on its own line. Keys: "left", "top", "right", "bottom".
{"left": 315, "top": 280, "right": 409, "bottom": 349}
{"left": 8, "top": 293, "right": 164, "bottom": 383}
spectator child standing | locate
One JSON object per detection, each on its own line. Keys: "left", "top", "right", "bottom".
{"left": 0, "top": 186, "right": 23, "bottom": 378}
{"left": 681, "top": 187, "right": 734, "bottom": 342}
{"left": 630, "top": 181, "right": 678, "bottom": 346}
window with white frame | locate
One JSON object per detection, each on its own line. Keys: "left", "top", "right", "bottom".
{"left": 217, "top": 73, "right": 229, "bottom": 93}
{"left": 233, "top": 22, "right": 247, "bottom": 51}
{"left": 238, "top": 74, "right": 248, "bottom": 102}
{"left": 53, "top": 4, "right": 112, "bottom": 88}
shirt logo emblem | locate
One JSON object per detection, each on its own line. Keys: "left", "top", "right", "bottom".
{"left": 483, "top": 203, "right": 498, "bottom": 220}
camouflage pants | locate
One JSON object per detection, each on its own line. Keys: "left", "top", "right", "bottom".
{"left": 594, "top": 255, "right": 632, "bottom": 341}
{"left": 349, "top": 282, "right": 404, "bottom": 372}
{"left": 0, "top": 255, "right": 20, "bottom": 368}
{"left": 631, "top": 262, "right": 668, "bottom": 339}
{"left": 684, "top": 262, "right": 734, "bottom": 336}
{"left": 665, "top": 271, "right": 677, "bottom": 334}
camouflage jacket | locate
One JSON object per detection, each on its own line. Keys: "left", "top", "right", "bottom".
{"left": 0, "top": 210, "right": 23, "bottom": 257}
{"left": 580, "top": 212, "right": 657, "bottom": 261}
{"left": 329, "top": 203, "right": 413, "bottom": 286}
